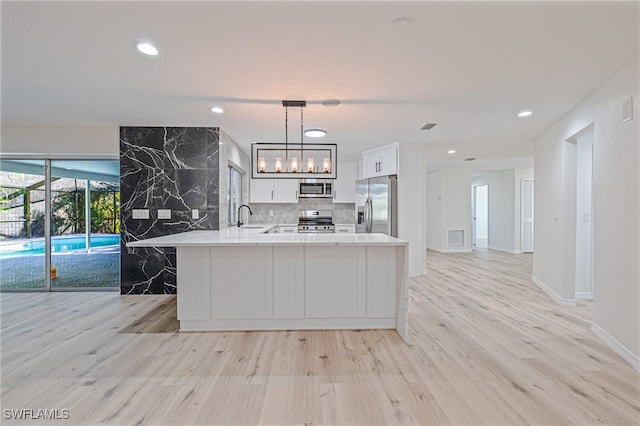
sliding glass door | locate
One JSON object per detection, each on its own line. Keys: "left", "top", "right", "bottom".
{"left": 0, "top": 158, "right": 120, "bottom": 291}
{"left": 0, "top": 160, "right": 47, "bottom": 289}
{"left": 50, "top": 160, "right": 120, "bottom": 289}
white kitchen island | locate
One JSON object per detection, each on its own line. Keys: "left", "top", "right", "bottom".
{"left": 127, "top": 227, "right": 409, "bottom": 341}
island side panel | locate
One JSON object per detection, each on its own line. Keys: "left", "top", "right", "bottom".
{"left": 366, "top": 246, "right": 397, "bottom": 318}
{"left": 304, "top": 246, "right": 366, "bottom": 319}
{"left": 395, "top": 244, "right": 409, "bottom": 341}
{"left": 176, "top": 246, "right": 211, "bottom": 321}
{"left": 209, "top": 246, "right": 273, "bottom": 319}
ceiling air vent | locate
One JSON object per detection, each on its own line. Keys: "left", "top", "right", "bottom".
{"left": 420, "top": 123, "right": 437, "bottom": 130}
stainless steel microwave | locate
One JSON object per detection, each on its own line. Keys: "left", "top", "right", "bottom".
{"left": 298, "top": 179, "right": 333, "bottom": 198}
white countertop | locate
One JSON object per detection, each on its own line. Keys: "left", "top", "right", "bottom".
{"left": 126, "top": 228, "right": 406, "bottom": 247}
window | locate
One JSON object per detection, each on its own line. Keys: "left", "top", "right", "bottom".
{"left": 228, "top": 165, "right": 243, "bottom": 226}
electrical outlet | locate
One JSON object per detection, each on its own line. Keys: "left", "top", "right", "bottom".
{"left": 192, "top": 209, "right": 199, "bottom": 219}
{"left": 269, "top": 210, "right": 274, "bottom": 216}
{"left": 132, "top": 209, "right": 149, "bottom": 220}
{"left": 158, "top": 209, "right": 171, "bottom": 219}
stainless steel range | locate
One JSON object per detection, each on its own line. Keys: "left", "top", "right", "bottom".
{"left": 298, "top": 210, "right": 335, "bottom": 233}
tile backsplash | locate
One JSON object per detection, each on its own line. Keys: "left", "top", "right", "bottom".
{"left": 247, "top": 199, "right": 355, "bottom": 225}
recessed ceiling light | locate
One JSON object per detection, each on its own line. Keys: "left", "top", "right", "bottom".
{"left": 135, "top": 41, "right": 159, "bottom": 56}
{"left": 304, "top": 129, "right": 326, "bottom": 138}
{"left": 448, "top": 150, "right": 456, "bottom": 154}
{"left": 518, "top": 110, "right": 532, "bottom": 117}
{"left": 389, "top": 17, "right": 413, "bottom": 34}
{"left": 210, "top": 107, "right": 224, "bottom": 114}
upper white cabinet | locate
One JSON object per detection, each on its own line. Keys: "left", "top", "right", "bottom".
{"left": 362, "top": 143, "right": 398, "bottom": 178}
{"left": 250, "top": 178, "right": 298, "bottom": 203}
{"left": 333, "top": 161, "right": 357, "bottom": 203}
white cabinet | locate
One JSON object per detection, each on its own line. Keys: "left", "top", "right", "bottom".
{"left": 335, "top": 225, "right": 355, "bottom": 233}
{"left": 333, "top": 161, "right": 357, "bottom": 203}
{"left": 250, "top": 178, "right": 298, "bottom": 203}
{"left": 362, "top": 143, "right": 398, "bottom": 178}
{"left": 249, "top": 179, "right": 275, "bottom": 203}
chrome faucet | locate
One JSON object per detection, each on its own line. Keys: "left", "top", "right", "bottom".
{"left": 237, "top": 204, "right": 253, "bottom": 227}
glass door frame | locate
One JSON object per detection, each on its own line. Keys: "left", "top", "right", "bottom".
{"left": 0, "top": 153, "right": 119, "bottom": 292}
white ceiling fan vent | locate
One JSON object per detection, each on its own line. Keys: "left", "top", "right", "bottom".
{"left": 420, "top": 123, "right": 437, "bottom": 130}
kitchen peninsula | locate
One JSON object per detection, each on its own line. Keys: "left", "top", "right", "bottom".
{"left": 127, "top": 227, "right": 409, "bottom": 341}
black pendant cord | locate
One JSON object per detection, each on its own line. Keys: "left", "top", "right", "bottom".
{"left": 300, "top": 107, "right": 304, "bottom": 170}
{"left": 285, "top": 106, "right": 288, "bottom": 172}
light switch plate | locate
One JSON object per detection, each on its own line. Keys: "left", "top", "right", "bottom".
{"left": 158, "top": 209, "right": 171, "bottom": 219}
{"left": 132, "top": 209, "right": 149, "bottom": 220}
{"left": 192, "top": 209, "right": 199, "bottom": 219}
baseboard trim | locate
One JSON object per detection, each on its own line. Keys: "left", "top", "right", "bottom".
{"left": 426, "top": 246, "right": 472, "bottom": 254}
{"left": 591, "top": 322, "right": 640, "bottom": 371}
{"left": 488, "top": 245, "right": 518, "bottom": 254}
{"left": 575, "top": 291, "right": 593, "bottom": 300}
{"left": 531, "top": 276, "right": 577, "bottom": 307}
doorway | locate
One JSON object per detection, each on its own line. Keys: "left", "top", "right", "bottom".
{"left": 473, "top": 184, "right": 488, "bottom": 248}
{"left": 575, "top": 130, "right": 594, "bottom": 299}
{"left": 565, "top": 124, "right": 594, "bottom": 301}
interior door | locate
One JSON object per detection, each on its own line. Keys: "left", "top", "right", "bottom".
{"left": 521, "top": 179, "right": 534, "bottom": 252}
{"left": 473, "top": 184, "right": 488, "bottom": 248}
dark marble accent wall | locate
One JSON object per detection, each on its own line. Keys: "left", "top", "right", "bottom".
{"left": 120, "top": 127, "right": 219, "bottom": 294}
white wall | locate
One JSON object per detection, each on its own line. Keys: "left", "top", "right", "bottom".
{"left": 397, "top": 142, "right": 427, "bottom": 277}
{"left": 534, "top": 56, "right": 640, "bottom": 369}
{"left": 1, "top": 125, "right": 119, "bottom": 155}
{"left": 426, "top": 168, "right": 472, "bottom": 252}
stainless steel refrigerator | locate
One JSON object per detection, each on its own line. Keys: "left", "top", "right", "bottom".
{"left": 356, "top": 176, "right": 397, "bottom": 236}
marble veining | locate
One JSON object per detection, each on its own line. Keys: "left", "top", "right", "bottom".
{"left": 120, "top": 127, "right": 220, "bottom": 294}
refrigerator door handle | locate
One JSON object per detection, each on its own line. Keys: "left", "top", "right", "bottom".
{"left": 366, "top": 197, "right": 373, "bottom": 233}
{"left": 363, "top": 198, "right": 369, "bottom": 232}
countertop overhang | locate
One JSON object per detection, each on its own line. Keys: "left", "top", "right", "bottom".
{"left": 126, "top": 228, "right": 407, "bottom": 248}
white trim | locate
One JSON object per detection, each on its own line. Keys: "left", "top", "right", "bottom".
{"left": 532, "top": 276, "right": 577, "bottom": 306}
{"left": 591, "top": 322, "right": 640, "bottom": 371}
{"left": 0, "top": 152, "right": 118, "bottom": 160}
{"left": 427, "top": 246, "right": 472, "bottom": 254}
{"left": 575, "top": 291, "right": 593, "bottom": 300}
{"left": 488, "top": 245, "right": 519, "bottom": 254}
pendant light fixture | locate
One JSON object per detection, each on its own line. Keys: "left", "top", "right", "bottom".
{"left": 251, "top": 100, "right": 337, "bottom": 179}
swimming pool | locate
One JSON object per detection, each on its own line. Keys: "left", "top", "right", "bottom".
{"left": 0, "top": 234, "right": 120, "bottom": 259}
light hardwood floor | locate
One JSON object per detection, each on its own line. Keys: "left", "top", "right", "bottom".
{"left": 1, "top": 249, "right": 638, "bottom": 425}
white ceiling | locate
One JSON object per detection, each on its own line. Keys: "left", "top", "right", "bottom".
{"left": 2, "top": 1, "right": 638, "bottom": 171}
